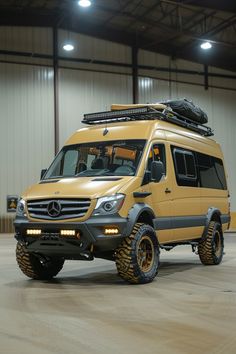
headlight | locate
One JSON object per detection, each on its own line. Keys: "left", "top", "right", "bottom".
{"left": 93, "top": 194, "right": 125, "bottom": 216}
{"left": 16, "top": 199, "right": 26, "bottom": 216}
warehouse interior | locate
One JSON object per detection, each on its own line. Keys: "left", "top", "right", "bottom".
{"left": 0, "top": 0, "right": 236, "bottom": 232}
{"left": 0, "top": 1, "right": 236, "bottom": 353}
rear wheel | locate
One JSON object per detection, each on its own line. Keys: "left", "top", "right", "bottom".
{"left": 16, "top": 242, "right": 64, "bottom": 280}
{"left": 115, "top": 223, "right": 159, "bottom": 284}
{"left": 198, "top": 221, "right": 224, "bottom": 265}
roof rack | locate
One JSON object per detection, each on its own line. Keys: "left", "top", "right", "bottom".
{"left": 82, "top": 106, "right": 214, "bottom": 137}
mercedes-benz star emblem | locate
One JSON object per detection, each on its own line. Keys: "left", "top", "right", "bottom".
{"left": 47, "top": 201, "right": 61, "bottom": 217}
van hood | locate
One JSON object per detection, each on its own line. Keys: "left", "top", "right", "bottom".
{"left": 22, "top": 176, "right": 137, "bottom": 201}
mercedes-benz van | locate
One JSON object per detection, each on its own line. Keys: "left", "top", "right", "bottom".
{"left": 14, "top": 102, "right": 230, "bottom": 284}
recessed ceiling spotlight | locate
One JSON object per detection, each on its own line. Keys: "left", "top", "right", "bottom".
{"left": 200, "top": 41, "right": 212, "bottom": 50}
{"left": 63, "top": 44, "right": 75, "bottom": 51}
{"left": 78, "top": 0, "right": 91, "bottom": 7}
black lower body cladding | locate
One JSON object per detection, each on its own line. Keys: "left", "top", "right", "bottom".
{"left": 14, "top": 215, "right": 128, "bottom": 258}
{"left": 160, "top": 98, "right": 208, "bottom": 124}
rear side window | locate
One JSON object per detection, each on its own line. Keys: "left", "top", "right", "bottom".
{"left": 172, "top": 148, "right": 197, "bottom": 187}
{"left": 171, "top": 146, "right": 227, "bottom": 190}
{"left": 196, "top": 153, "right": 227, "bottom": 190}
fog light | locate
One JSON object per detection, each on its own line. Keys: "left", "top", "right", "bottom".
{"left": 27, "top": 229, "right": 41, "bottom": 236}
{"left": 104, "top": 228, "right": 119, "bottom": 235}
{"left": 60, "top": 230, "right": 76, "bottom": 237}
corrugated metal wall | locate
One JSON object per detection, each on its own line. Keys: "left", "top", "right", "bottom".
{"left": 59, "top": 69, "right": 132, "bottom": 146}
{"left": 0, "top": 26, "right": 236, "bottom": 232}
{"left": 0, "top": 62, "right": 54, "bottom": 232}
{"left": 139, "top": 49, "right": 236, "bottom": 91}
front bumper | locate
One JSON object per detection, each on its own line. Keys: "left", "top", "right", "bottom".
{"left": 14, "top": 215, "right": 128, "bottom": 259}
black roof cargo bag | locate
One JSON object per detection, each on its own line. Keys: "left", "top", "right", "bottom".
{"left": 160, "top": 98, "right": 208, "bottom": 124}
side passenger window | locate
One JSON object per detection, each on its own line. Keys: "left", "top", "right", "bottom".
{"left": 172, "top": 148, "right": 197, "bottom": 187}
{"left": 147, "top": 144, "right": 166, "bottom": 174}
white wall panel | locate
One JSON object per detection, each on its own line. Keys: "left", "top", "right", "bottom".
{"left": 139, "top": 49, "right": 236, "bottom": 90}
{"left": 58, "top": 30, "right": 131, "bottom": 64}
{"left": 59, "top": 60, "right": 131, "bottom": 75}
{"left": 58, "top": 69, "right": 132, "bottom": 146}
{"left": 0, "top": 62, "right": 54, "bottom": 226}
{"left": 139, "top": 49, "right": 172, "bottom": 67}
{"left": 209, "top": 67, "right": 236, "bottom": 91}
{"left": 139, "top": 77, "right": 236, "bottom": 209}
{"left": 0, "top": 26, "right": 52, "bottom": 54}
{"left": 139, "top": 49, "right": 204, "bottom": 86}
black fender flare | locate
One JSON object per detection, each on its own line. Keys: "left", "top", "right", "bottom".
{"left": 201, "top": 207, "right": 222, "bottom": 241}
{"left": 125, "top": 203, "right": 156, "bottom": 236}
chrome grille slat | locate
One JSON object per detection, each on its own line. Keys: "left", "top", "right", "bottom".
{"left": 62, "top": 207, "right": 88, "bottom": 212}
{"left": 27, "top": 201, "right": 51, "bottom": 206}
{"left": 59, "top": 201, "right": 90, "bottom": 206}
{"left": 29, "top": 213, "right": 86, "bottom": 220}
{"left": 27, "top": 199, "right": 91, "bottom": 220}
{"left": 28, "top": 207, "right": 48, "bottom": 212}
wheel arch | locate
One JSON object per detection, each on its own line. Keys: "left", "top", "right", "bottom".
{"left": 201, "top": 207, "right": 222, "bottom": 241}
{"left": 125, "top": 203, "right": 156, "bottom": 236}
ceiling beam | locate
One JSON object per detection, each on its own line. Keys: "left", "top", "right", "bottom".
{"left": 0, "top": 9, "right": 235, "bottom": 72}
{"left": 161, "top": 0, "right": 236, "bottom": 13}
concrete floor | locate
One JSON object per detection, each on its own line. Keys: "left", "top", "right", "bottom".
{"left": 0, "top": 234, "right": 236, "bottom": 354}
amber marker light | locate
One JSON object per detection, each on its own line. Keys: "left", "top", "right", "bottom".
{"left": 27, "top": 229, "right": 42, "bottom": 236}
{"left": 104, "top": 228, "right": 119, "bottom": 235}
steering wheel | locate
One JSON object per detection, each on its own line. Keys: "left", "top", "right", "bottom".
{"left": 114, "top": 165, "right": 135, "bottom": 175}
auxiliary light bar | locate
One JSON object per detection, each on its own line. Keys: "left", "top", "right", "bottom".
{"left": 27, "top": 229, "right": 41, "bottom": 235}
{"left": 83, "top": 107, "right": 151, "bottom": 123}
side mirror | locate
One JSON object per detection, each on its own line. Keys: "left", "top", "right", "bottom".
{"left": 151, "top": 161, "right": 164, "bottom": 183}
{"left": 40, "top": 169, "right": 47, "bottom": 180}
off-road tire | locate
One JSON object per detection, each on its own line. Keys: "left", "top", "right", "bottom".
{"left": 198, "top": 221, "right": 224, "bottom": 265}
{"left": 115, "top": 223, "right": 159, "bottom": 284}
{"left": 16, "top": 242, "right": 64, "bottom": 280}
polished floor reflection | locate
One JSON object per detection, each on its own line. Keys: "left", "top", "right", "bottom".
{"left": 1, "top": 234, "right": 236, "bottom": 354}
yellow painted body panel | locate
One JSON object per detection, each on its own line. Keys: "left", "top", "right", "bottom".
{"left": 22, "top": 107, "right": 230, "bottom": 242}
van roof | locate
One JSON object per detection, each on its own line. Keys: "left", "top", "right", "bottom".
{"left": 66, "top": 119, "right": 219, "bottom": 151}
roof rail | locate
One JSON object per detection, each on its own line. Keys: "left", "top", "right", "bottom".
{"left": 82, "top": 106, "right": 214, "bottom": 137}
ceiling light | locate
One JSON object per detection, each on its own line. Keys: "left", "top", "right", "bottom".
{"left": 63, "top": 44, "right": 74, "bottom": 51}
{"left": 78, "top": 0, "right": 91, "bottom": 7}
{"left": 200, "top": 41, "right": 212, "bottom": 50}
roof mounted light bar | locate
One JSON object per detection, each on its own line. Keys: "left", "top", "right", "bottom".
{"left": 82, "top": 106, "right": 213, "bottom": 137}
{"left": 82, "top": 107, "right": 154, "bottom": 124}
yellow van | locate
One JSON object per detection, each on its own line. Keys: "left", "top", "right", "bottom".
{"left": 14, "top": 102, "right": 230, "bottom": 284}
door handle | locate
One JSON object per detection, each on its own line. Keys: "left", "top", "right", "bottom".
{"left": 165, "top": 188, "right": 171, "bottom": 194}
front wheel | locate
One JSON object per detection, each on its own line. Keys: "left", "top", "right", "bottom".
{"left": 16, "top": 242, "right": 64, "bottom": 280}
{"left": 115, "top": 223, "right": 159, "bottom": 284}
{"left": 198, "top": 221, "right": 224, "bottom": 265}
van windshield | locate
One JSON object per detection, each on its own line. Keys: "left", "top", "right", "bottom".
{"left": 43, "top": 140, "right": 146, "bottom": 179}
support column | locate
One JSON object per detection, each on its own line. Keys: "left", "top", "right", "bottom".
{"left": 132, "top": 46, "right": 139, "bottom": 104}
{"left": 53, "top": 26, "right": 59, "bottom": 155}
{"left": 204, "top": 64, "right": 209, "bottom": 90}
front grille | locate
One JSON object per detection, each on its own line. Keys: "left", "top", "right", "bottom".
{"left": 27, "top": 199, "right": 91, "bottom": 220}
